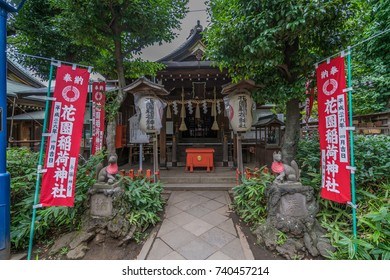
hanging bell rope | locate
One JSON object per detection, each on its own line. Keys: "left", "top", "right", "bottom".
{"left": 211, "top": 86, "right": 219, "bottom": 131}
{"left": 180, "top": 103, "right": 186, "bottom": 118}
{"left": 166, "top": 104, "right": 172, "bottom": 119}
{"left": 179, "top": 88, "right": 188, "bottom": 131}
{"left": 195, "top": 102, "right": 200, "bottom": 119}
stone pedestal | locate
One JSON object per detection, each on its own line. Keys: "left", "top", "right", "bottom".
{"left": 89, "top": 183, "right": 117, "bottom": 218}
{"left": 267, "top": 182, "right": 317, "bottom": 236}
{"left": 254, "top": 182, "right": 334, "bottom": 259}
{"left": 90, "top": 194, "right": 113, "bottom": 218}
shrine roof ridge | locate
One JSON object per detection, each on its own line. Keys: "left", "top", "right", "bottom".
{"left": 123, "top": 77, "right": 169, "bottom": 96}
{"left": 158, "top": 20, "right": 205, "bottom": 63}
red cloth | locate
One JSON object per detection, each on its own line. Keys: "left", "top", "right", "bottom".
{"left": 107, "top": 163, "right": 118, "bottom": 175}
{"left": 317, "top": 56, "right": 351, "bottom": 204}
{"left": 40, "top": 65, "right": 90, "bottom": 207}
{"left": 271, "top": 162, "right": 284, "bottom": 173}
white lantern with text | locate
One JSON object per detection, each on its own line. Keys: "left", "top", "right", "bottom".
{"left": 224, "top": 91, "right": 254, "bottom": 133}
{"left": 135, "top": 94, "right": 166, "bottom": 134}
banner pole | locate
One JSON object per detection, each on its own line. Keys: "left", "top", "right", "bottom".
{"left": 27, "top": 62, "right": 54, "bottom": 260}
{"left": 89, "top": 82, "right": 92, "bottom": 157}
{"left": 347, "top": 47, "right": 358, "bottom": 251}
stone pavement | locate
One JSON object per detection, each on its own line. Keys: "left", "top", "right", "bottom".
{"left": 138, "top": 190, "right": 254, "bottom": 260}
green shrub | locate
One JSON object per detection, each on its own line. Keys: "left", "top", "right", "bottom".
{"left": 9, "top": 146, "right": 164, "bottom": 249}
{"left": 323, "top": 183, "right": 390, "bottom": 260}
{"left": 122, "top": 177, "right": 164, "bottom": 234}
{"left": 296, "top": 134, "right": 390, "bottom": 259}
{"left": 232, "top": 167, "right": 274, "bottom": 228}
{"left": 9, "top": 148, "right": 105, "bottom": 250}
{"left": 354, "top": 135, "right": 390, "bottom": 188}
{"left": 296, "top": 134, "right": 390, "bottom": 189}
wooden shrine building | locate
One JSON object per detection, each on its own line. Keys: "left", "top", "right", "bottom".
{"left": 122, "top": 21, "right": 275, "bottom": 169}
{"left": 124, "top": 21, "right": 236, "bottom": 168}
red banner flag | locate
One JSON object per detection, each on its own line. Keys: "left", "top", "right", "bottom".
{"left": 40, "top": 65, "right": 90, "bottom": 207}
{"left": 92, "top": 82, "right": 106, "bottom": 155}
{"left": 317, "top": 56, "right": 351, "bottom": 203}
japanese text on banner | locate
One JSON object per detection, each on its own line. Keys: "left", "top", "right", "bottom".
{"left": 92, "top": 82, "right": 106, "bottom": 155}
{"left": 316, "top": 56, "right": 351, "bottom": 204}
{"left": 40, "top": 65, "right": 90, "bottom": 207}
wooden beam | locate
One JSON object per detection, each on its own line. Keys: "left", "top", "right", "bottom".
{"left": 159, "top": 110, "right": 167, "bottom": 168}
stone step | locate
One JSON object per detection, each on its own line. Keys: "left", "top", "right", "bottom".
{"left": 167, "top": 161, "right": 233, "bottom": 167}
{"left": 161, "top": 175, "right": 236, "bottom": 184}
{"left": 163, "top": 183, "right": 237, "bottom": 191}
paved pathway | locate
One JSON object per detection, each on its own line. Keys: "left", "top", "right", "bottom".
{"left": 138, "top": 190, "right": 254, "bottom": 260}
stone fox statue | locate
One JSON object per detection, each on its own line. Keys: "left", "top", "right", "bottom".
{"left": 96, "top": 155, "right": 118, "bottom": 184}
{"left": 271, "top": 151, "right": 300, "bottom": 183}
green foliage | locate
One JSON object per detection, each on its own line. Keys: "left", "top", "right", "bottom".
{"left": 104, "top": 90, "right": 121, "bottom": 122}
{"left": 205, "top": 0, "right": 363, "bottom": 162}
{"left": 9, "top": 148, "right": 105, "bottom": 249}
{"left": 296, "top": 134, "right": 390, "bottom": 189}
{"left": 205, "top": 0, "right": 360, "bottom": 101}
{"left": 9, "top": 146, "right": 164, "bottom": 249}
{"left": 276, "top": 231, "right": 288, "bottom": 245}
{"left": 10, "top": 0, "right": 188, "bottom": 81}
{"left": 122, "top": 177, "right": 164, "bottom": 234}
{"left": 323, "top": 184, "right": 390, "bottom": 260}
{"left": 349, "top": 0, "right": 390, "bottom": 114}
{"left": 296, "top": 135, "right": 390, "bottom": 259}
{"left": 232, "top": 167, "right": 274, "bottom": 228}
{"left": 60, "top": 246, "right": 69, "bottom": 255}
{"left": 7, "top": 147, "right": 40, "bottom": 203}
{"left": 354, "top": 135, "right": 390, "bottom": 187}
{"left": 8, "top": 0, "right": 99, "bottom": 80}
{"left": 295, "top": 133, "right": 322, "bottom": 188}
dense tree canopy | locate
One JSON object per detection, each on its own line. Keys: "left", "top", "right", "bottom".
{"left": 10, "top": 0, "right": 189, "bottom": 154}
{"left": 350, "top": 0, "right": 389, "bottom": 114}
{"left": 205, "top": 0, "right": 367, "bottom": 162}
{"left": 8, "top": 0, "right": 99, "bottom": 79}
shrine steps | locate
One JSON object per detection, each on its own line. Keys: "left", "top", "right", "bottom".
{"left": 161, "top": 174, "right": 236, "bottom": 184}
{"left": 163, "top": 183, "right": 236, "bottom": 191}
{"left": 159, "top": 166, "right": 237, "bottom": 190}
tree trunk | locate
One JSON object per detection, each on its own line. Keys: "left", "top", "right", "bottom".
{"left": 281, "top": 98, "right": 301, "bottom": 164}
{"left": 106, "top": 19, "right": 127, "bottom": 157}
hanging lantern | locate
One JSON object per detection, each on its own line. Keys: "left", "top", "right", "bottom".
{"left": 224, "top": 91, "right": 254, "bottom": 132}
{"left": 135, "top": 94, "right": 166, "bottom": 134}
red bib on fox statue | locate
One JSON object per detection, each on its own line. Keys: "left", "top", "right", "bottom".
{"left": 271, "top": 161, "right": 284, "bottom": 173}
{"left": 106, "top": 163, "right": 118, "bottom": 175}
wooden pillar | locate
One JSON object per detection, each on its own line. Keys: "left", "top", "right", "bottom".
{"left": 172, "top": 122, "right": 179, "bottom": 167}
{"left": 172, "top": 135, "right": 177, "bottom": 167}
{"left": 159, "top": 112, "right": 167, "bottom": 168}
{"left": 255, "top": 126, "right": 258, "bottom": 166}
{"left": 31, "top": 120, "right": 34, "bottom": 150}
{"left": 223, "top": 134, "right": 228, "bottom": 166}
{"left": 153, "top": 134, "right": 159, "bottom": 182}
{"left": 237, "top": 133, "right": 243, "bottom": 182}
{"left": 233, "top": 133, "right": 237, "bottom": 167}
